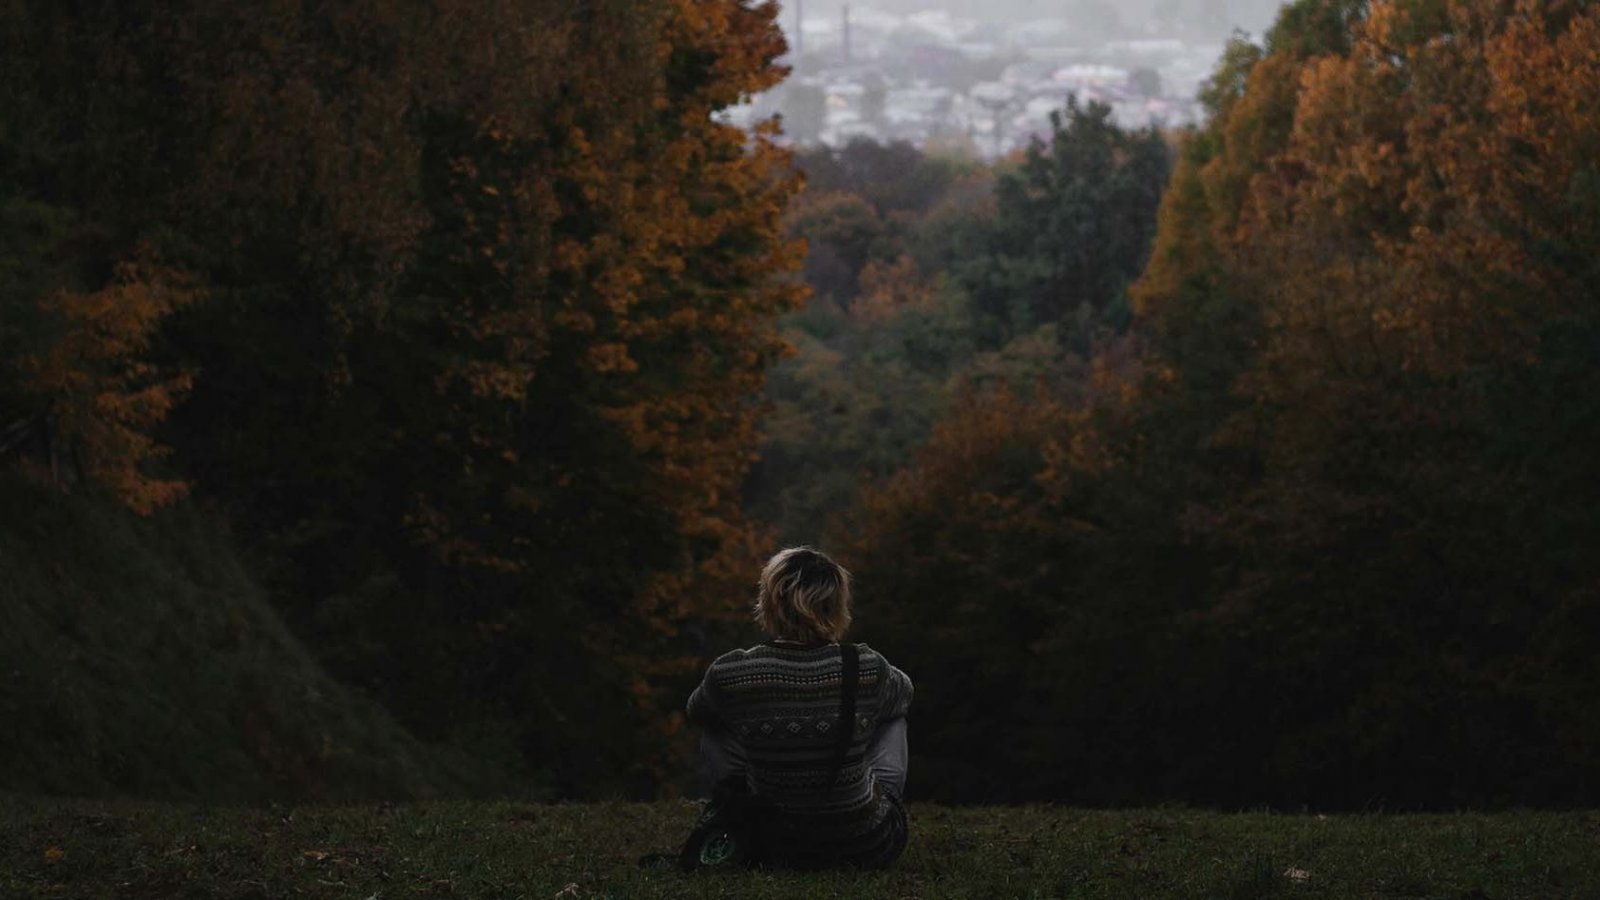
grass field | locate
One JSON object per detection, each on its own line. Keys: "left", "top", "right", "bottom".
{"left": 2, "top": 797, "right": 1596, "bottom": 899}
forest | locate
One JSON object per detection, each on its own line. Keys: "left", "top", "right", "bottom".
{"left": 4, "top": 0, "right": 1600, "bottom": 813}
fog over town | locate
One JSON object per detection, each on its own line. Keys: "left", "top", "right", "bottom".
{"left": 728, "top": 0, "right": 1288, "bottom": 154}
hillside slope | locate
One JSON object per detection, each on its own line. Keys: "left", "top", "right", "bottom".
{"left": 0, "top": 476, "right": 448, "bottom": 801}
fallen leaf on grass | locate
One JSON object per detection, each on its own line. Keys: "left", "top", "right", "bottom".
{"left": 303, "top": 850, "right": 330, "bottom": 861}
{"left": 43, "top": 847, "right": 65, "bottom": 863}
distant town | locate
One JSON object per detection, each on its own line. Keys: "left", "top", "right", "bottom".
{"left": 727, "top": 2, "right": 1258, "bottom": 155}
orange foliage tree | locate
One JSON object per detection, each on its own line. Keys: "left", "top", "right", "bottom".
{"left": 325, "top": 0, "right": 805, "bottom": 787}
{"left": 849, "top": 0, "right": 1600, "bottom": 806}
{"left": 23, "top": 256, "right": 199, "bottom": 514}
{"left": 3, "top": 0, "right": 804, "bottom": 793}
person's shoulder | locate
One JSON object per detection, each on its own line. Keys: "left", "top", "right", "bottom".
{"left": 703, "top": 645, "right": 786, "bottom": 690}
{"left": 854, "top": 642, "right": 898, "bottom": 668}
{"left": 708, "top": 646, "right": 755, "bottom": 667}
{"left": 706, "top": 644, "right": 774, "bottom": 671}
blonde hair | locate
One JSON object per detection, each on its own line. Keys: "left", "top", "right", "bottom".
{"left": 753, "top": 546, "right": 853, "bottom": 643}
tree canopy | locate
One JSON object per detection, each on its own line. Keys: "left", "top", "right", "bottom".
{"left": 2, "top": 0, "right": 802, "bottom": 793}
{"left": 845, "top": 0, "right": 1600, "bottom": 807}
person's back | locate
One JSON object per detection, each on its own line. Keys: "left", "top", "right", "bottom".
{"left": 686, "top": 547, "right": 913, "bottom": 869}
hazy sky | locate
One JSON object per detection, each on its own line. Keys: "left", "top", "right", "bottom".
{"left": 780, "top": 0, "right": 1288, "bottom": 44}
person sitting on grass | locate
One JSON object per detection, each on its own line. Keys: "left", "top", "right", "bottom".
{"left": 683, "top": 546, "right": 913, "bottom": 870}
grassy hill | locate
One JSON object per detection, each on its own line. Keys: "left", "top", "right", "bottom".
{"left": 1, "top": 798, "right": 1595, "bottom": 898}
{"left": 0, "top": 476, "right": 456, "bottom": 802}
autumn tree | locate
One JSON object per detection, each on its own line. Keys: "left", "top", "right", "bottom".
{"left": 847, "top": 0, "right": 1600, "bottom": 807}
{"left": 21, "top": 257, "right": 198, "bottom": 513}
{"left": 1139, "top": 0, "right": 1600, "bottom": 805}
{"left": 787, "top": 190, "right": 887, "bottom": 306}
{"left": 3, "top": 0, "right": 803, "bottom": 793}
{"left": 1195, "top": 0, "right": 1600, "bottom": 803}
{"left": 0, "top": 14, "right": 199, "bottom": 513}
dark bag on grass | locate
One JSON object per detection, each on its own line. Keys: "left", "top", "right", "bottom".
{"left": 676, "top": 776, "right": 777, "bottom": 870}
{"left": 676, "top": 643, "right": 860, "bottom": 872}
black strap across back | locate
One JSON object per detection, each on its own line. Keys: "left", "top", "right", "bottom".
{"left": 826, "top": 642, "right": 860, "bottom": 790}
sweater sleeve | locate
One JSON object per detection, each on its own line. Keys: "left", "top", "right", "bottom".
{"left": 686, "top": 662, "right": 722, "bottom": 729}
{"left": 875, "top": 652, "right": 914, "bottom": 722}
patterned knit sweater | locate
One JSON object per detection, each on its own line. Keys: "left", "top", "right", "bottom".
{"left": 686, "top": 641, "right": 913, "bottom": 865}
